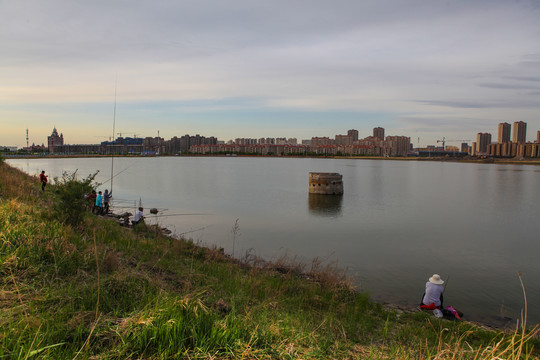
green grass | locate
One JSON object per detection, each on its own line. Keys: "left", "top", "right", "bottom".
{"left": 0, "top": 162, "right": 538, "bottom": 359}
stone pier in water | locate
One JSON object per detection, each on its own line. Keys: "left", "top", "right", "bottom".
{"left": 309, "top": 172, "right": 343, "bottom": 195}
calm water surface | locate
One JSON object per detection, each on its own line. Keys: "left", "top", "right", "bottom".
{"left": 7, "top": 157, "right": 540, "bottom": 327}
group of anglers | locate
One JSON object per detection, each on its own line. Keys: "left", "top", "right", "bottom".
{"left": 86, "top": 189, "right": 144, "bottom": 225}
{"left": 38, "top": 170, "right": 144, "bottom": 226}
{"left": 87, "top": 189, "right": 113, "bottom": 215}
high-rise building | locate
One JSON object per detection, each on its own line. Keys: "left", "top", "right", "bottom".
{"left": 47, "top": 127, "right": 64, "bottom": 152}
{"left": 385, "top": 136, "right": 411, "bottom": 156}
{"left": 347, "top": 129, "right": 359, "bottom": 142}
{"left": 537, "top": 131, "right": 540, "bottom": 144}
{"left": 498, "top": 122, "right": 511, "bottom": 143}
{"left": 311, "top": 137, "right": 333, "bottom": 147}
{"left": 373, "top": 127, "right": 385, "bottom": 140}
{"left": 335, "top": 134, "right": 353, "bottom": 146}
{"left": 476, "top": 133, "right": 491, "bottom": 154}
{"left": 512, "top": 121, "right": 527, "bottom": 143}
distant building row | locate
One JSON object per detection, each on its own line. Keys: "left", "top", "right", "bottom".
{"left": 472, "top": 121, "right": 540, "bottom": 158}
{"left": 53, "top": 133, "right": 218, "bottom": 155}
{"left": 193, "top": 128, "right": 410, "bottom": 156}
{"left": 47, "top": 127, "right": 411, "bottom": 157}
{"left": 190, "top": 138, "right": 410, "bottom": 156}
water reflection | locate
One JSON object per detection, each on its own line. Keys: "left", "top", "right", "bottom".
{"left": 308, "top": 194, "right": 343, "bottom": 217}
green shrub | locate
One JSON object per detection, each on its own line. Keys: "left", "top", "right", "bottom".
{"left": 52, "top": 170, "right": 98, "bottom": 227}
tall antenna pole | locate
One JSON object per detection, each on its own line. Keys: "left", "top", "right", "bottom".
{"left": 110, "top": 77, "right": 117, "bottom": 193}
{"left": 26, "top": 129, "right": 29, "bottom": 148}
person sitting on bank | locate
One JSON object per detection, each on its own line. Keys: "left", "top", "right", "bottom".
{"left": 132, "top": 207, "right": 144, "bottom": 225}
{"left": 420, "top": 274, "right": 444, "bottom": 310}
{"left": 39, "top": 171, "right": 48, "bottom": 191}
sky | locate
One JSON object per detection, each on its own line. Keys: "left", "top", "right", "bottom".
{"left": 1, "top": 0, "right": 540, "bottom": 148}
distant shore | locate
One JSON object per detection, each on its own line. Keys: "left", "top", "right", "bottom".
{"left": 5, "top": 153, "right": 540, "bottom": 165}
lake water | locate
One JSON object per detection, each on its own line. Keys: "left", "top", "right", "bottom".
{"left": 7, "top": 156, "right": 540, "bottom": 327}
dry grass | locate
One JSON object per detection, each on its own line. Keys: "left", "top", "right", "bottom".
{"left": 428, "top": 325, "right": 539, "bottom": 359}
{"left": 0, "top": 162, "right": 42, "bottom": 201}
{"left": 241, "top": 251, "right": 352, "bottom": 291}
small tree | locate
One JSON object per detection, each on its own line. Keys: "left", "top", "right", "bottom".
{"left": 53, "top": 170, "right": 99, "bottom": 227}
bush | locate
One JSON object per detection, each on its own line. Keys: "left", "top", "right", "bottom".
{"left": 53, "top": 170, "right": 98, "bottom": 227}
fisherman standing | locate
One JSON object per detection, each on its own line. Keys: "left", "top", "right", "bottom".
{"left": 95, "top": 191, "right": 103, "bottom": 215}
{"left": 88, "top": 190, "right": 97, "bottom": 211}
{"left": 39, "top": 171, "right": 48, "bottom": 191}
{"left": 103, "top": 189, "right": 112, "bottom": 214}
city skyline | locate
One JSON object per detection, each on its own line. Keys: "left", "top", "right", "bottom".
{"left": 20, "top": 121, "right": 537, "bottom": 158}
{"left": 2, "top": 0, "right": 540, "bottom": 148}
{"left": 9, "top": 120, "right": 539, "bottom": 151}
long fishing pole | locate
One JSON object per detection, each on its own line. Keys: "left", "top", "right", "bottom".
{"left": 152, "top": 213, "right": 214, "bottom": 217}
{"left": 177, "top": 226, "right": 210, "bottom": 236}
{"left": 110, "top": 77, "right": 117, "bottom": 193}
{"left": 101, "top": 159, "right": 138, "bottom": 186}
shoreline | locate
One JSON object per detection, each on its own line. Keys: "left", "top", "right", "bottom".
{"left": 102, "top": 211, "right": 523, "bottom": 332}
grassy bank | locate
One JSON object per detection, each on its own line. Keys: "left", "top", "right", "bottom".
{"left": 0, "top": 161, "right": 538, "bottom": 359}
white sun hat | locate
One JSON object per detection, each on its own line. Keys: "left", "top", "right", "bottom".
{"left": 429, "top": 274, "right": 444, "bottom": 285}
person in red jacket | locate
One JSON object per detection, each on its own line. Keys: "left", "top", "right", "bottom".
{"left": 39, "top": 171, "right": 48, "bottom": 191}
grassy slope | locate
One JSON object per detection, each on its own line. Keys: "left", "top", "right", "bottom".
{"left": 0, "top": 161, "right": 538, "bottom": 359}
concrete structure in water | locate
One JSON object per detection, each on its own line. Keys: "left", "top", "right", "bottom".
{"left": 309, "top": 172, "right": 343, "bottom": 195}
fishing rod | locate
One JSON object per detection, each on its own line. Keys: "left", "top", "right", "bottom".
{"left": 110, "top": 205, "right": 170, "bottom": 212}
{"left": 152, "top": 213, "right": 214, "bottom": 217}
{"left": 111, "top": 198, "right": 139, "bottom": 202}
{"left": 100, "top": 160, "right": 139, "bottom": 185}
{"left": 177, "top": 226, "right": 211, "bottom": 236}
{"left": 110, "top": 200, "right": 139, "bottom": 204}
{"left": 110, "top": 77, "right": 117, "bottom": 193}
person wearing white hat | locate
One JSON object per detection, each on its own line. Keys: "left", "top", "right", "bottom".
{"left": 421, "top": 274, "right": 445, "bottom": 309}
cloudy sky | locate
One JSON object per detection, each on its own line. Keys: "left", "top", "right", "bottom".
{"left": 1, "top": 0, "right": 539, "bottom": 148}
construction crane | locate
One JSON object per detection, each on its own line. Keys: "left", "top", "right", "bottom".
{"left": 116, "top": 132, "right": 139, "bottom": 139}
{"left": 436, "top": 137, "right": 471, "bottom": 150}
{"left": 94, "top": 135, "right": 113, "bottom": 141}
